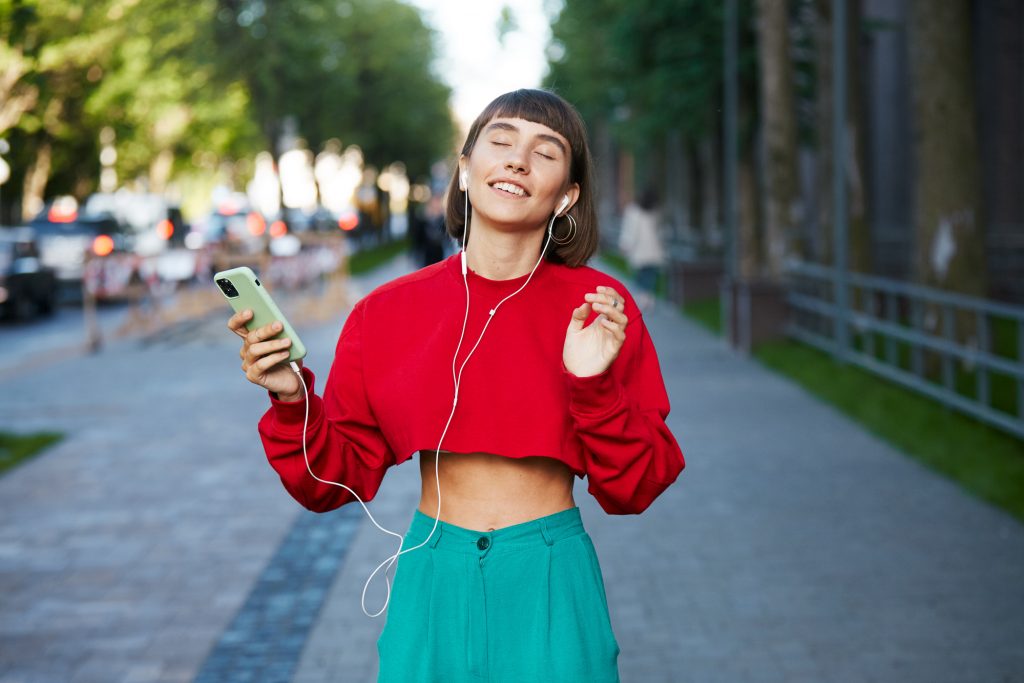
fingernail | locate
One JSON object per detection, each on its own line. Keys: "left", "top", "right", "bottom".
{"left": 273, "top": 322, "right": 282, "bottom": 331}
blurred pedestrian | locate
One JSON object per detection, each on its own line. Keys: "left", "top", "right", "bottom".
{"left": 226, "top": 89, "right": 684, "bottom": 682}
{"left": 409, "top": 193, "right": 448, "bottom": 267}
{"left": 618, "top": 186, "right": 666, "bottom": 312}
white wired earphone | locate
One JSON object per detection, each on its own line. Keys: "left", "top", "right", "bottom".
{"left": 289, "top": 166, "right": 572, "bottom": 617}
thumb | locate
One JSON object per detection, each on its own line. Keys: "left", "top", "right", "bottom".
{"left": 568, "top": 302, "right": 590, "bottom": 332}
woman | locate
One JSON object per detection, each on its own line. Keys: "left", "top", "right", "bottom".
{"left": 228, "top": 89, "right": 684, "bottom": 683}
{"left": 618, "top": 186, "right": 666, "bottom": 312}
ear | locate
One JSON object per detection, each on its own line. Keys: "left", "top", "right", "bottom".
{"left": 458, "top": 156, "right": 468, "bottom": 191}
{"left": 558, "top": 183, "right": 581, "bottom": 216}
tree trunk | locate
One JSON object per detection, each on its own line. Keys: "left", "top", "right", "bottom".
{"left": 909, "top": 0, "right": 984, "bottom": 366}
{"left": 907, "top": 0, "right": 985, "bottom": 297}
{"left": 149, "top": 149, "right": 174, "bottom": 194}
{"left": 665, "top": 128, "right": 689, "bottom": 243}
{"left": 815, "top": 0, "right": 834, "bottom": 264}
{"left": 21, "top": 141, "right": 51, "bottom": 221}
{"left": 757, "top": 0, "right": 801, "bottom": 277}
{"left": 739, "top": 153, "right": 761, "bottom": 279}
{"left": 699, "top": 135, "right": 720, "bottom": 246}
{"left": 816, "top": 0, "right": 871, "bottom": 273}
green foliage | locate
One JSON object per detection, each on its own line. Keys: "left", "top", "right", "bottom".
{"left": 545, "top": 0, "right": 744, "bottom": 148}
{"left": 0, "top": 0, "right": 454, "bottom": 214}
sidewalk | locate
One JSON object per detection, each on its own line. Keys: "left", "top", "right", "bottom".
{"left": 1, "top": 252, "right": 1022, "bottom": 682}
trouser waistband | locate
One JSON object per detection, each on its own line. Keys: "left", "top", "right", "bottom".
{"left": 406, "top": 506, "right": 585, "bottom": 555}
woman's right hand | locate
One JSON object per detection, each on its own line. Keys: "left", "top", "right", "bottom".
{"left": 228, "top": 309, "right": 304, "bottom": 402}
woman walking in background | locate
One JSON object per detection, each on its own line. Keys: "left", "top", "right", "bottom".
{"left": 618, "top": 186, "right": 666, "bottom": 312}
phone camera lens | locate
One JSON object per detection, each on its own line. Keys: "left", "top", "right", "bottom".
{"left": 216, "top": 279, "right": 240, "bottom": 298}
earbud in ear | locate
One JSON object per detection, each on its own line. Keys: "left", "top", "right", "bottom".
{"left": 460, "top": 170, "right": 469, "bottom": 191}
{"left": 556, "top": 194, "right": 570, "bottom": 215}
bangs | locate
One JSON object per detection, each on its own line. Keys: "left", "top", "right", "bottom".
{"left": 483, "top": 91, "right": 579, "bottom": 145}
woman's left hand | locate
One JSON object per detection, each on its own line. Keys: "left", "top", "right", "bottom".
{"left": 563, "top": 286, "right": 628, "bottom": 377}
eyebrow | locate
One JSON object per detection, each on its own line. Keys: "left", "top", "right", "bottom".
{"left": 484, "top": 121, "right": 567, "bottom": 155}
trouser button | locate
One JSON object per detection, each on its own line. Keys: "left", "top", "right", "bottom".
{"left": 476, "top": 536, "right": 490, "bottom": 551}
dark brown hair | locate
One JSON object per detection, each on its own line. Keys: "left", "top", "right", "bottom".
{"left": 444, "top": 89, "right": 599, "bottom": 267}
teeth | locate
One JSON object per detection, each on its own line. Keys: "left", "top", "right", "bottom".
{"left": 493, "top": 182, "right": 526, "bottom": 196}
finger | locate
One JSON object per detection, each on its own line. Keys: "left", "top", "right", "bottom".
{"left": 246, "top": 337, "right": 292, "bottom": 363}
{"left": 599, "top": 317, "right": 626, "bottom": 345}
{"left": 246, "top": 320, "right": 283, "bottom": 345}
{"left": 587, "top": 290, "right": 626, "bottom": 315}
{"left": 247, "top": 350, "right": 292, "bottom": 381}
{"left": 228, "top": 309, "right": 254, "bottom": 338}
{"left": 568, "top": 302, "right": 590, "bottom": 331}
{"left": 592, "top": 301, "right": 628, "bottom": 325}
{"left": 600, "top": 316, "right": 626, "bottom": 339}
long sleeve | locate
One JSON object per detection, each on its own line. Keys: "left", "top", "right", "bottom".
{"left": 564, "top": 314, "right": 684, "bottom": 514}
{"left": 258, "top": 301, "right": 397, "bottom": 512}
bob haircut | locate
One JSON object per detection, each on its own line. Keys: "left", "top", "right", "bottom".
{"left": 444, "top": 89, "right": 599, "bottom": 267}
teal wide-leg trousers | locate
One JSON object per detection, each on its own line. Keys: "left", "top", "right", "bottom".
{"left": 376, "top": 506, "right": 621, "bottom": 683}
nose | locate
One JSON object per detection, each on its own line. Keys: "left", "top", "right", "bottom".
{"left": 503, "top": 144, "right": 529, "bottom": 174}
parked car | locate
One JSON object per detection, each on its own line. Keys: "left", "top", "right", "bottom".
{"left": 186, "top": 193, "right": 268, "bottom": 254}
{"left": 30, "top": 197, "right": 132, "bottom": 285}
{"left": 0, "top": 227, "right": 57, "bottom": 320}
{"left": 83, "top": 192, "right": 186, "bottom": 256}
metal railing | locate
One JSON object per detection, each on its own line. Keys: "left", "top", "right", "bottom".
{"left": 784, "top": 260, "right": 1024, "bottom": 439}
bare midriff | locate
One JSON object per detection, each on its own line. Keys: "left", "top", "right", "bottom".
{"left": 418, "top": 450, "right": 576, "bottom": 532}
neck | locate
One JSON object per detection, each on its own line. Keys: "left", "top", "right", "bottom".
{"left": 465, "top": 222, "right": 548, "bottom": 280}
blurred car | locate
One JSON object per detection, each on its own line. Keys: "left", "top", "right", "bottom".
{"left": 30, "top": 197, "right": 132, "bottom": 285}
{"left": 83, "top": 192, "right": 186, "bottom": 256}
{"left": 0, "top": 227, "right": 58, "bottom": 319}
{"left": 185, "top": 193, "right": 268, "bottom": 253}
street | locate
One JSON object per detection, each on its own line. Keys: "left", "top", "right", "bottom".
{"left": 1, "top": 254, "right": 1023, "bottom": 683}
{"left": 0, "top": 296, "right": 131, "bottom": 379}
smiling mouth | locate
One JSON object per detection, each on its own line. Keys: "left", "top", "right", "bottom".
{"left": 490, "top": 181, "right": 529, "bottom": 197}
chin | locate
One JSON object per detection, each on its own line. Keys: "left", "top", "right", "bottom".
{"left": 476, "top": 207, "right": 548, "bottom": 232}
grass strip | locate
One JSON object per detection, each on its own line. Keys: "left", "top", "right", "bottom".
{"left": 348, "top": 237, "right": 410, "bottom": 275}
{"left": 0, "top": 431, "right": 63, "bottom": 477}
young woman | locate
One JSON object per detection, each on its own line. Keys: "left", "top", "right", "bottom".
{"left": 228, "top": 89, "right": 685, "bottom": 683}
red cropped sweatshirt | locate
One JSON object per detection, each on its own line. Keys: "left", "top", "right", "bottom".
{"left": 258, "top": 253, "right": 685, "bottom": 515}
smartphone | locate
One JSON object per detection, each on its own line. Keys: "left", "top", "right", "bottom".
{"left": 214, "top": 266, "right": 307, "bottom": 362}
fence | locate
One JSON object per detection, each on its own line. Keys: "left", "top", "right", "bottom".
{"left": 785, "top": 260, "right": 1024, "bottom": 439}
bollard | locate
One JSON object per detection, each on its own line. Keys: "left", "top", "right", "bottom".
{"left": 82, "top": 253, "right": 102, "bottom": 353}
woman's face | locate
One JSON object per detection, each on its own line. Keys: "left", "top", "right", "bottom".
{"left": 462, "top": 117, "right": 579, "bottom": 233}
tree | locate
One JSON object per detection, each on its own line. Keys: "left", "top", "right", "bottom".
{"left": 810, "top": 0, "right": 870, "bottom": 273}
{"left": 756, "top": 0, "right": 800, "bottom": 277}
{"left": 213, "top": 0, "right": 453, "bottom": 178}
{"left": 907, "top": 0, "right": 985, "bottom": 298}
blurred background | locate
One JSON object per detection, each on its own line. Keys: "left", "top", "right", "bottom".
{"left": 0, "top": 0, "right": 1022, "bottom": 682}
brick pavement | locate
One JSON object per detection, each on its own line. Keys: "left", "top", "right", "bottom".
{"left": 1, "top": 252, "right": 1023, "bottom": 683}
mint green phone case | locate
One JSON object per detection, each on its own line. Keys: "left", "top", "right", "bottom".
{"left": 214, "top": 266, "right": 307, "bottom": 362}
